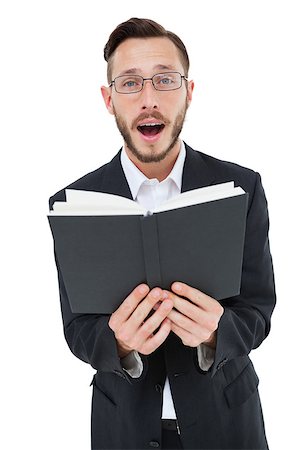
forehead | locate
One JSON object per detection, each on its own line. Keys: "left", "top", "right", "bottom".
{"left": 111, "top": 37, "right": 184, "bottom": 78}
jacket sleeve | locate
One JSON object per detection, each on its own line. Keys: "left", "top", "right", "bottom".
{"left": 210, "top": 172, "right": 276, "bottom": 377}
{"left": 49, "top": 196, "right": 147, "bottom": 384}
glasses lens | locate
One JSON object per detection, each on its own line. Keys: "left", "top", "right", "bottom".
{"left": 115, "top": 75, "right": 143, "bottom": 93}
{"left": 153, "top": 72, "right": 182, "bottom": 91}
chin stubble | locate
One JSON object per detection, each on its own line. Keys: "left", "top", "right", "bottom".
{"left": 113, "top": 101, "right": 188, "bottom": 163}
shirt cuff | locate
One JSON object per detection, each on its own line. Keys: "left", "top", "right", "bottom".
{"left": 121, "top": 350, "right": 143, "bottom": 378}
{"left": 197, "top": 343, "right": 215, "bottom": 371}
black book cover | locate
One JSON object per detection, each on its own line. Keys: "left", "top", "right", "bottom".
{"left": 48, "top": 193, "right": 248, "bottom": 313}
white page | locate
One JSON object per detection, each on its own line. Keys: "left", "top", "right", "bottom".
{"left": 49, "top": 181, "right": 245, "bottom": 216}
{"left": 155, "top": 182, "right": 234, "bottom": 211}
{"left": 52, "top": 202, "right": 143, "bottom": 214}
{"left": 65, "top": 189, "right": 141, "bottom": 210}
{"left": 50, "top": 207, "right": 144, "bottom": 216}
{"left": 155, "top": 186, "right": 245, "bottom": 213}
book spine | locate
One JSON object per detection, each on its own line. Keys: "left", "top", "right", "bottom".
{"left": 140, "top": 214, "right": 162, "bottom": 288}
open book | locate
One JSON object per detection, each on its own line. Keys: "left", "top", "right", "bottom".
{"left": 48, "top": 182, "right": 248, "bottom": 313}
{"left": 49, "top": 181, "right": 245, "bottom": 216}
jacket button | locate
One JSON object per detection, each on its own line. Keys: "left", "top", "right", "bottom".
{"left": 217, "top": 358, "right": 228, "bottom": 370}
{"left": 173, "top": 372, "right": 186, "bottom": 377}
{"left": 149, "top": 441, "right": 160, "bottom": 448}
{"left": 113, "top": 369, "right": 126, "bottom": 379}
{"left": 155, "top": 384, "right": 162, "bottom": 393}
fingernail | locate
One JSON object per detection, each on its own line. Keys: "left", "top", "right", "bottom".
{"left": 173, "top": 282, "right": 182, "bottom": 291}
{"left": 151, "top": 289, "right": 160, "bottom": 299}
{"left": 139, "top": 285, "right": 149, "bottom": 294}
{"left": 162, "top": 291, "right": 168, "bottom": 299}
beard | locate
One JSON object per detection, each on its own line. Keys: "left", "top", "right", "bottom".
{"left": 113, "top": 100, "right": 188, "bottom": 163}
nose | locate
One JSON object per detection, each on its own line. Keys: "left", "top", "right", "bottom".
{"left": 140, "top": 79, "right": 159, "bottom": 110}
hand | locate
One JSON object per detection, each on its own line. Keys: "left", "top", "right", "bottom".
{"left": 158, "top": 282, "right": 224, "bottom": 349}
{"left": 108, "top": 284, "right": 174, "bottom": 358}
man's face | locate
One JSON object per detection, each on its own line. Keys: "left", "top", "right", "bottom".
{"left": 101, "top": 37, "right": 194, "bottom": 164}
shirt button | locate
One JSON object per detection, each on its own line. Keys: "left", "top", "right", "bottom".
{"left": 149, "top": 441, "right": 160, "bottom": 448}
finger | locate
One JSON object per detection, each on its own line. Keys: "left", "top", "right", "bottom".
{"left": 171, "top": 282, "right": 217, "bottom": 311}
{"left": 109, "top": 284, "right": 150, "bottom": 330}
{"left": 116, "top": 298, "right": 172, "bottom": 353}
{"left": 138, "top": 299, "right": 174, "bottom": 338}
{"left": 141, "top": 318, "right": 172, "bottom": 355}
{"left": 167, "top": 308, "right": 200, "bottom": 333}
{"left": 129, "top": 288, "right": 167, "bottom": 328}
{"left": 166, "top": 290, "right": 202, "bottom": 322}
{"left": 170, "top": 322, "right": 199, "bottom": 347}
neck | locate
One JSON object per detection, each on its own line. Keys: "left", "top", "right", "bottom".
{"left": 124, "top": 141, "right": 181, "bottom": 182}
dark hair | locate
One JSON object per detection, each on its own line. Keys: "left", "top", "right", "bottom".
{"left": 104, "top": 17, "right": 190, "bottom": 82}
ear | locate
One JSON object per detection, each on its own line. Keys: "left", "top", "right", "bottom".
{"left": 101, "top": 85, "right": 115, "bottom": 115}
{"left": 186, "top": 80, "right": 194, "bottom": 108}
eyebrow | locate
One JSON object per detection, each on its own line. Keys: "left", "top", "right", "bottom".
{"left": 117, "top": 64, "right": 177, "bottom": 77}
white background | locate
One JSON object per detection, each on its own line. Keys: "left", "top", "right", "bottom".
{"left": 1, "top": 1, "right": 299, "bottom": 449}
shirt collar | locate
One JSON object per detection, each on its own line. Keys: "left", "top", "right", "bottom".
{"left": 121, "top": 141, "right": 186, "bottom": 200}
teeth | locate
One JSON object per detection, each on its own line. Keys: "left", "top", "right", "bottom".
{"left": 141, "top": 123, "right": 162, "bottom": 127}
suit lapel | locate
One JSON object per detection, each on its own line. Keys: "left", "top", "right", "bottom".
{"left": 99, "top": 150, "right": 133, "bottom": 199}
{"left": 181, "top": 142, "right": 216, "bottom": 192}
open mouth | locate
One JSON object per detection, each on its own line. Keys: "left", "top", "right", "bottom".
{"left": 137, "top": 123, "right": 165, "bottom": 137}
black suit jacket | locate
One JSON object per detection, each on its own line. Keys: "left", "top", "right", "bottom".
{"left": 49, "top": 143, "right": 276, "bottom": 450}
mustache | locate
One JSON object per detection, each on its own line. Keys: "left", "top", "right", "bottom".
{"left": 132, "top": 111, "right": 170, "bottom": 129}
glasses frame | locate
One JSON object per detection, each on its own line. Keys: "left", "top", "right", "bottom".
{"left": 109, "top": 71, "right": 188, "bottom": 94}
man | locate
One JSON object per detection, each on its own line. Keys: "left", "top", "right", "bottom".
{"left": 49, "top": 18, "right": 276, "bottom": 450}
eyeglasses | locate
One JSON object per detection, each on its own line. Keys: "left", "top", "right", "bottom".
{"left": 109, "top": 72, "right": 188, "bottom": 94}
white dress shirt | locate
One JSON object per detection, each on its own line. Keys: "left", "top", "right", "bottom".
{"left": 120, "top": 141, "right": 215, "bottom": 419}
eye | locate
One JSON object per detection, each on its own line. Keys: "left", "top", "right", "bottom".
{"left": 123, "top": 79, "right": 137, "bottom": 87}
{"left": 153, "top": 73, "right": 179, "bottom": 89}
{"left": 157, "top": 76, "right": 174, "bottom": 85}
{"left": 122, "top": 77, "right": 142, "bottom": 88}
